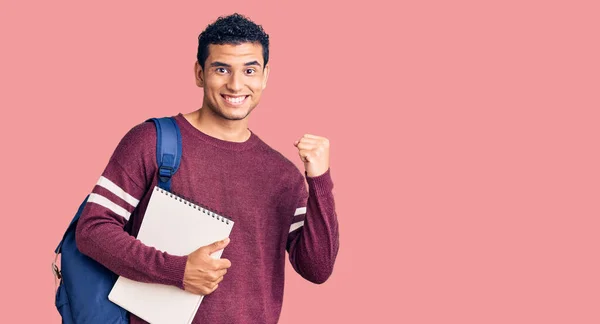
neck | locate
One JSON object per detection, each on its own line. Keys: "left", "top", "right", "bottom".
{"left": 183, "top": 108, "right": 251, "bottom": 143}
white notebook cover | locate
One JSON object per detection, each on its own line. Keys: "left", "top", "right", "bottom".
{"left": 108, "top": 186, "right": 234, "bottom": 324}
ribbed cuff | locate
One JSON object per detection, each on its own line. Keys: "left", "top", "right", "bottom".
{"left": 306, "top": 168, "right": 334, "bottom": 197}
{"left": 162, "top": 254, "right": 189, "bottom": 290}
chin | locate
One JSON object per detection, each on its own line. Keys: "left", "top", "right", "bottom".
{"left": 220, "top": 108, "right": 253, "bottom": 121}
{"left": 222, "top": 114, "right": 248, "bottom": 121}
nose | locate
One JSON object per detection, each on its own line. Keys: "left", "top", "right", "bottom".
{"left": 226, "top": 71, "right": 244, "bottom": 92}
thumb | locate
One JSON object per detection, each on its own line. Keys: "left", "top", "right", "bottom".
{"left": 205, "top": 237, "right": 230, "bottom": 254}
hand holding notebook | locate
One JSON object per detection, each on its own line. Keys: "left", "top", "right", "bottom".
{"left": 183, "top": 237, "right": 232, "bottom": 295}
{"left": 108, "top": 186, "right": 235, "bottom": 324}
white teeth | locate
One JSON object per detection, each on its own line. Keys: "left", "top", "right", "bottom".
{"left": 225, "top": 96, "right": 246, "bottom": 104}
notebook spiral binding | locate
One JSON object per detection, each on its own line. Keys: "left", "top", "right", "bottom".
{"left": 155, "top": 187, "right": 232, "bottom": 225}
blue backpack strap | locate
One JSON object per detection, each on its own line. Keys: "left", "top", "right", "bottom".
{"left": 55, "top": 117, "right": 181, "bottom": 254}
{"left": 146, "top": 117, "right": 182, "bottom": 192}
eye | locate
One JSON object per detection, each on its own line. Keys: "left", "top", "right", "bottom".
{"left": 245, "top": 68, "right": 256, "bottom": 75}
{"left": 216, "top": 67, "right": 228, "bottom": 74}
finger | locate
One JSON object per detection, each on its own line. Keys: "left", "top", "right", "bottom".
{"left": 188, "top": 286, "right": 204, "bottom": 295}
{"left": 213, "top": 268, "right": 228, "bottom": 279}
{"left": 295, "top": 142, "right": 318, "bottom": 151}
{"left": 204, "top": 237, "right": 230, "bottom": 254}
{"left": 202, "top": 281, "right": 219, "bottom": 293}
{"left": 187, "top": 283, "right": 206, "bottom": 295}
{"left": 302, "top": 134, "right": 324, "bottom": 140}
{"left": 209, "top": 266, "right": 227, "bottom": 278}
{"left": 295, "top": 136, "right": 324, "bottom": 146}
{"left": 296, "top": 138, "right": 321, "bottom": 146}
{"left": 297, "top": 150, "right": 313, "bottom": 163}
{"left": 298, "top": 148, "right": 323, "bottom": 158}
{"left": 214, "top": 258, "right": 232, "bottom": 270}
{"left": 302, "top": 135, "right": 330, "bottom": 148}
{"left": 201, "top": 284, "right": 217, "bottom": 295}
{"left": 206, "top": 271, "right": 219, "bottom": 282}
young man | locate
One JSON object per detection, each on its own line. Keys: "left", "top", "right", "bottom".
{"left": 75, "top": 13, "right": 339, "bottom": 324}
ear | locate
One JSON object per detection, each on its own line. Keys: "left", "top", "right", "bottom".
{"left": 194, "top": 61, "right": 205, "bottom": 88}
{"left": 262, "top": 64, "right": 270, "bottom": 90}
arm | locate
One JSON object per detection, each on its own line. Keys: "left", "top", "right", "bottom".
{"left": 286, "top": 134, "right": 340, "bottom": 283}
{"left": 286, "top": 169, "right": 339, "bottom": 284}
{"left": 75, "top": 122, "right": 188, "bottom": 289}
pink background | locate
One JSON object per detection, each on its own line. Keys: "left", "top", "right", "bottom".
{"left": 1, "top": 0, "right": 599, "bottom": 323}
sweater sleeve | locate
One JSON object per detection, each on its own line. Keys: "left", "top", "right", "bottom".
{"left": 75, "top": 122, "right": 188, "bottom": 289}
{"left": 286, "top": 168, "right": 340, "bottom": 284}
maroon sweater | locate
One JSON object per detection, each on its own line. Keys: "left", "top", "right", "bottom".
{"left": 75, "top": 114, "right": 339, "bottom": 324}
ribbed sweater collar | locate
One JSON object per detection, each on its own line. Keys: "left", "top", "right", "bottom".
{"left": 174, "top": 113, "right": 260, "bottom": 152}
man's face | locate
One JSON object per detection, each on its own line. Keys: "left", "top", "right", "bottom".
{"left": 195, "top": 42, "right": 269, "bottom": 121}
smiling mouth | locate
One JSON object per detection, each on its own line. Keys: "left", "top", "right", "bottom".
{"left": 221, "top": 94, "right": 249, "bottom": 106}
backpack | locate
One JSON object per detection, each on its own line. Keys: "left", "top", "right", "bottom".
{"left": 53, "top": 117, "right": 182, "bottom": 323}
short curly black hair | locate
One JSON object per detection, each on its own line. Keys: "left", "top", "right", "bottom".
{"left": 197, "top": 13, "right": 270, "bottom": 69}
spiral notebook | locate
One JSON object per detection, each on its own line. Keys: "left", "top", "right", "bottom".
{"left": 108, "top": 186, "right": 234, "bottom": 324}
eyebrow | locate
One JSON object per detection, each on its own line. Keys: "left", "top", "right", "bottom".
{"left": 209, "top": 60, "right": 262, "bottom": 68}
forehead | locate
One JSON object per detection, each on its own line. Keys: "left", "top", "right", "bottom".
{"left": 206, "top": 42, "right": 264, "bottom": 65}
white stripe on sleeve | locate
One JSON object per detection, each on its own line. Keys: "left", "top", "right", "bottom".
{"left": 88, "top": 193, "right": 132, "bottom": 220}
{"left": 96, "top": 176, "right": 140, "bottom": 208}
{"left": 289, "top": 221, "right": 305, "bottom": 233}
{"left": 294, "top": 207, "right": 307, "bottom": 216}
